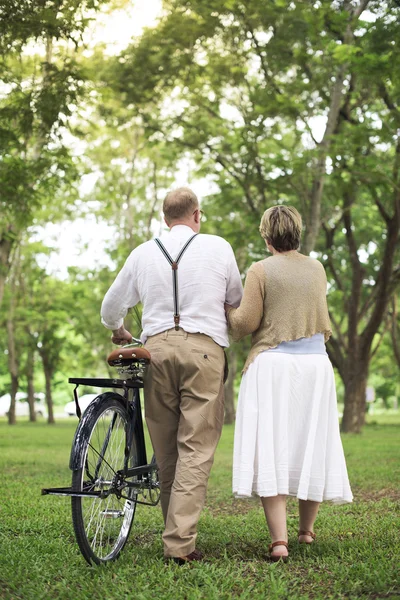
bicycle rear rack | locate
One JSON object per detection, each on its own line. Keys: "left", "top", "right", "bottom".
{"left": 69, "top": 377, "right": 143, "bottom": 419}
{"left": 42, "top": 487, "right": 101, "bottom": 498}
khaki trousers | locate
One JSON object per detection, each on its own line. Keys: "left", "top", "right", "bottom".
{"left": 144, "top": 328, "right": 225, "bottom": 557}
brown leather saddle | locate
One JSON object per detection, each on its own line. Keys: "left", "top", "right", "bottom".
{"left": 107, "top": 347, "right": 151, "bottom": 367}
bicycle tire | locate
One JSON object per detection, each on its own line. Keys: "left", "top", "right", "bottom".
{"left": 71, "top": 393, "right": 138, "bottom": 565}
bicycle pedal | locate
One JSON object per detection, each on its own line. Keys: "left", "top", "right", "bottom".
{"left": 101, "top": 509, "right": 124, "bottom": 518}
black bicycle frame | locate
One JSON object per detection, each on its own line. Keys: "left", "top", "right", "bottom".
{"left": 42, "top": 377, "right": 157, "bottom": 500}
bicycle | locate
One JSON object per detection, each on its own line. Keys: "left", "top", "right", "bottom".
{"left": 42, "top": 339, "right": 160, "bottom": 566}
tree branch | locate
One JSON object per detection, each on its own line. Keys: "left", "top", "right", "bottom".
{"left": 379, "top": 82, "right": 398, "bottom": 113}
{"left": 361, "top": 219, "right": 400, "bottom": 355}
{"left": 370, "top": 312, "right": 391, "bottom": 360}
{"left": 370, "top": 187, "right": 391, "bottom": 223}
{"left": 303, "top": 0, "right": 370, "bottom": 254}
{"left": 352, "top": 0, "right": 371, "bottom": 19}
{"left": 326, "top": 335, "right": 345, "bottom": 379}
{"left": 329, "top": 309, "right": 348, "bottom": 352}
{"left": 389, "top": 266, "right": 400, "bottom": 296}
{"left": 342, "top": 184, "right": 365, "bottom": 349}
{"left": 342, "top": 187, "right": 362, "bottom": 269}
{"left": 243, "top": 17, "right": 284, "bottom": 99}
{"left": 322, "top": 223, "right": 346, "bottom": 292}
{"left": 359, "top": 283, "right": 379, "bottom": 321}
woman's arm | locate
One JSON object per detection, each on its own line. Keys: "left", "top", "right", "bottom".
{"left": 225, "top": 262, "right": 265, "bottom": 341}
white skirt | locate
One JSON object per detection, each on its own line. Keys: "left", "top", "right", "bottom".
{"left": 233, "top": 352, "right": 353, "bottom": 504}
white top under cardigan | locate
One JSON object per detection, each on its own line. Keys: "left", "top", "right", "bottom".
{"left": 267, "top": 333, "right": 327, "bottom": 355}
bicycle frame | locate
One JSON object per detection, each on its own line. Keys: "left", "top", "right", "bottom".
{"left": 42, "top": 376, "right": 158, "bottom": 505}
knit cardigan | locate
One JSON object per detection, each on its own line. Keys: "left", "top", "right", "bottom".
{"left": 226, "top": 253, "right": 332, "bottom": 372}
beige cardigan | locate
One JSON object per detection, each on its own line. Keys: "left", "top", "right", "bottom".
{"left": 227, "top": 253, "right": 332, "bottom": 372}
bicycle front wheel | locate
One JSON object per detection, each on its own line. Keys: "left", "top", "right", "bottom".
{"left": 71, "top": 394, "right": 138, "bottom": 565}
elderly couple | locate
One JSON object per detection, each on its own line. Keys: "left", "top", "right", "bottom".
{"left": 101, "top": 187, "right": 352, "bottom": 564}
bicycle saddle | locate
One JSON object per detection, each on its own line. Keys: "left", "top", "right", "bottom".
{"left": 107, "top": 347, "right": 151, "bottom": 366}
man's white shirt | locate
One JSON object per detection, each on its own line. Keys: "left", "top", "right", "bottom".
{"left": 101, "top": 225, "right": 243, "bottom": 347}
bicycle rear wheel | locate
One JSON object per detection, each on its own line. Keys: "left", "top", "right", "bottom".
{"left": 71, "top": 394, "right": 138, "bottom": 565}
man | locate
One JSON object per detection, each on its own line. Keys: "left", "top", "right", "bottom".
{"left": 101, "top": 187, "right": 242, "bottom": 563}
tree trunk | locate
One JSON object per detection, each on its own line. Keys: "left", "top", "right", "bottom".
{"left": 41, "top": 353, "right": 55, "bottom": 424}
{"left": 6, "top": 318, "right": 18, "bottom": 425}
{"left": 390, "top": 295, "right": 400, "bottom": 369}
{"left": 146, "top": 160, "right": 160, "bottom": 240}
{"left": 341, "top": 360, "right": 369, "bottom": 433}
{"left": 224, "top": 349, "right": 237, "bottom": 425}
{"left": 8, "top": 373, "right": 18, "bottom": 426}
{"left": 0, "top": 235, "right": 14, "bottom": 307}
{"left": 26, "top": 346, "right": 36, "bottom": 422}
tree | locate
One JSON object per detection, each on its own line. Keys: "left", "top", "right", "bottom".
{"left": 316, "top": 4, "right": 400, "bottom": 431}
{"left": 5, "top": 266, "right": 20, "bottom": 425}
{"left": 109, "top": 0, "right": 400, "bottom": 431}
{"left": 0, "top": 237, "right": 83, "bottom": 424}
{"left": 0, "top": 0, "right": 107, "bottom": 305}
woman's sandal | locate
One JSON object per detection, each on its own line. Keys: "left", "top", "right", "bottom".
{"left": 268, "top": 541, "right": 289, "bottom": 563}
{"left": 298, "top": 530, "right": 316, "bottom": 544}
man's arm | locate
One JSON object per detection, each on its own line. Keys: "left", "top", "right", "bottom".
{"left": 225, "top": 244, "right": 243, "bottom": 307}
{"left": 101, "top": 252, "right": 140, "bottom": 344}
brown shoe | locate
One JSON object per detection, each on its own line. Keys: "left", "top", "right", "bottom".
{"left": 268, "top": 541, "right": 289, "bottom": 563}
{"left": 298, "top": 530, "right": 316, "bottom": 544}
{"left": 170, "top": 549, "right": 204, "bottom": 565}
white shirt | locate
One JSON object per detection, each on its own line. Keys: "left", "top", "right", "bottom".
{"left": 101, "top": 225, "right": 243, "bottom": 347}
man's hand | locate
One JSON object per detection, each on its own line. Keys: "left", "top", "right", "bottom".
{"left": 111, "top": 325, "right": 133, "bottom": 345}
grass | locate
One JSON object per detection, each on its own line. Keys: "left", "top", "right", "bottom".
{"left": 0, "top": 414, "right": 399, "bottom": 600}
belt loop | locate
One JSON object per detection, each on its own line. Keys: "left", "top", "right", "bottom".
{"left": 162, "top": 330, "right": 169, "bottom": 340}
{"left": 183, "top": 330, "right": 188, "bottom": 339}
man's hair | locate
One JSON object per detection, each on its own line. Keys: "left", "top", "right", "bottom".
{"left": 163, "top": 187, "right": 199, "bottom": 223}
{"left": 259, "top": 205, "right": 302, "bottom": 252}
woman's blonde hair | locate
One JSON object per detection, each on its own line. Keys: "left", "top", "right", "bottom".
{"left": 163, "top": 187, "right": 199, "bottom": 223}
{"left": 259, "top": 205, "right": 302, "bottom": 252}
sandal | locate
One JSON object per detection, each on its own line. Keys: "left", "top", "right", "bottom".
{"left": 298, "top": 530, "right": 316, "bottom": 544}
{"left": 268, "top": 540, "right": 289, "bottom": 563}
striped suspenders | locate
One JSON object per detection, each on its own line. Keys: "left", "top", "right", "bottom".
{"left": 154, "top": 234, "right": 198, "bottom": 331}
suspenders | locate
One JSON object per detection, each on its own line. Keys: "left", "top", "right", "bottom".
{"left": 154, "top": 234, "right": 198, "bottom": 330}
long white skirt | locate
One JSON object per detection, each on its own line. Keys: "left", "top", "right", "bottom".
{"left": 233, "top": 352, "right": 353, "bottom": 504}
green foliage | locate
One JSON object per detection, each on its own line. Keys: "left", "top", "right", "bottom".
{"left": 106, "top": 0, "right": 400, "bottom": 431}
{"left": 0, "top": 0, "right": 107, "bottom": 305}
{"left": 0, "top": 0, "right": 107, "bottom": 53}
{"left": 0, "top": 53, "right": 81, "bottom": 225}
{"left": 69, "top": 50, "right": 182, "bottom": 263}
{"left": 1, "top": 0, "right": 400, "bottom": 430}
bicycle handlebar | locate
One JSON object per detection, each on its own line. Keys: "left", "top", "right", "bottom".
{"left": 123, "top": 337, "right": 142, "bottom": 347}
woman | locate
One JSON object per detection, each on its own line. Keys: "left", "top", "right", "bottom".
{"left": 225, "top": 206, "right": 352, "bottom": 562}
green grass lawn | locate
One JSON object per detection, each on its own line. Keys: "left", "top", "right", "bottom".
{"left": 0, "top": 415, "right": 399, "bottom": 600}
